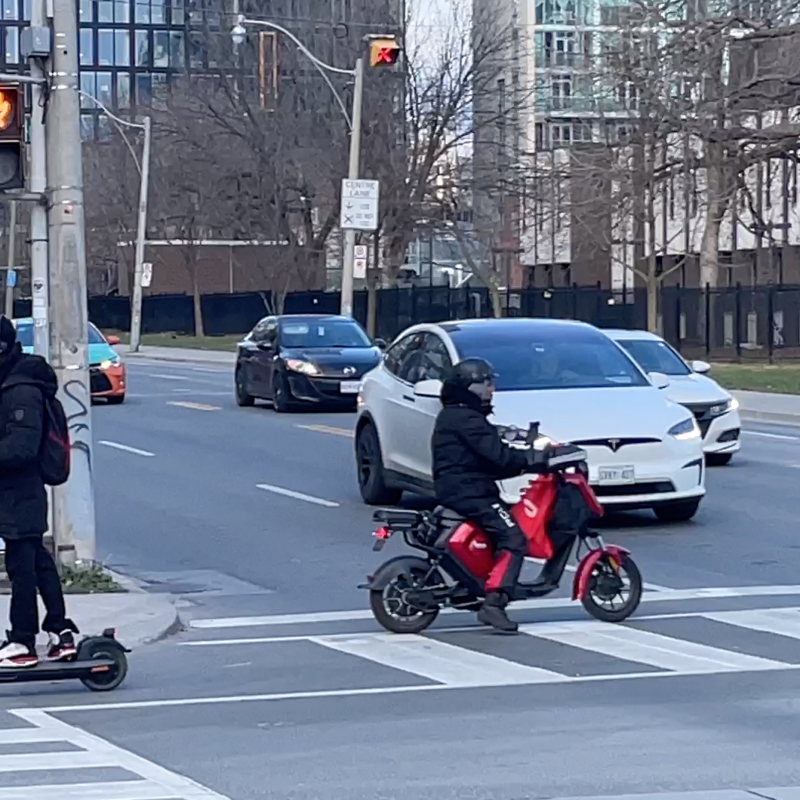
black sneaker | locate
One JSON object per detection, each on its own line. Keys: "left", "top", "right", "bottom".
{"left": 47, "top": 630, "right": 77, "bottom": 661}
{"left": 0, "top": 639, "right": 38, "bottom": 668}
{"left": 478, "top": 593, "right": 519, "bottom": 633}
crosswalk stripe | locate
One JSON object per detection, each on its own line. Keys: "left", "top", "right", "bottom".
{"left": 704, "top": 607, "right": 800, "bottom": 640}
{"left": 0, "top": 780, "right": 181, "bottom": 800}
{"left": 311, "top": 633, "right": 565, "bottom": 686}
{"left": 0, "top": 729, "right": 61, "bottom": 745}
{"left": 0, "top": 750, "right": 118, "bottom": 772}
{"left": 520, "top": 621, "right": 788, "bottom": 673}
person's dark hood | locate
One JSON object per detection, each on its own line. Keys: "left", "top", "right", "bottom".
{"left": 440, "top": 380, "right": 493, "bottom": 416}
{"left": 0, "top": 349, "right": 58, "bottom": 399}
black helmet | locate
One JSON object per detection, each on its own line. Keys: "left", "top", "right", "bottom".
{"left": 0, "top": 315, "right": 15, "bottom": 355}
{"left": 448, "top": 358, "right": 495, "bottom": 388}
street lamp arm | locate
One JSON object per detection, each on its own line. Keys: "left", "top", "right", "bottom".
{"left": 77, "top": 89, "right": 146, "bottom": 174}
{"left": 236, "top": 15, "right": 353, "bottom": 130}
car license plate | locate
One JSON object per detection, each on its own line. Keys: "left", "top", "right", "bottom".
{"left": 598, "top": 465, "right": 635, "bottom": 485}
{"left": 340, "top": 380, "right": 361, "bottom": 394}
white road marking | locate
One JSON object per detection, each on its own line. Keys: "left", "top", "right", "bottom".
{"left": 0, "top": 709, "right": 229, "bottom": 799}
{"left": 311, "top": 632, "right": 563, "bottom": 686}
{"left": 520, "top": 620, "right": 787, "bottom": 673}
{"left": 704, "top": 607, "right": 800, "bottom": 640}
{"left": 99, "top": 441, "right": 155, "bottom": 458}
{"left": 296, "top": 424, "right": 354, "bottom": 438}
{"left": 36, "top": 662, "right": 800, "bottom": 714}
{"left": 146, "top": 373, "right": 191, "bottom": 381}
{"left": 192, "top": 367, "right": 230, "bottom": 374}
{"left": 167, "top": 401, "right": 222, "bottom": 411}
{"left": 256, "top": 483, "right": 340, "bottom": 508}
{"left": 742, "top": 430, "right": 800, "bottom": 441}
{"left": 188, "top": 584, "right": 800, "bottom": 630}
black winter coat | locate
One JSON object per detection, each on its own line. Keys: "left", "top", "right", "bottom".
{"left": 0, "top": 343, "right": 57, "bottom": 538}
{"left": 431, "top": 382, "right": 530, "bottom": 507}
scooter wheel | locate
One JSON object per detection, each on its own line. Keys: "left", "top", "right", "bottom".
{"left": 581, "top": 553, "right": 642, "bottom": 623}
{"left": 369, "top": 570, "right": 439, "bottom": 634}
{"left": 79, "top": 646, "right": 128, "bottom": 692}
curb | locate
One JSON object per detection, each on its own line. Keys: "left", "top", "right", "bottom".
{"left": 740, "top": 410, "right": 800, "bottom": 429}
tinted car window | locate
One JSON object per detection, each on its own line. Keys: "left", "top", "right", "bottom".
{"left": 384, "top": 332, "right": 425, "bottom": 380}
{"left": 448, "top": 325, "right": 649, "bottom": 391}
{"left": 279, "top": 319, "right": 371, "bottom": 348}
{"left": 618, "top": 339, "right": 691, "bottom": 376}
{"left": 414, "top": 334, "right": 452, "bottom": 382}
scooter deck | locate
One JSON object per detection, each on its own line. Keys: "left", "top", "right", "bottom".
{"left": 0, "top": 657, "right": 116, "bottom": 683}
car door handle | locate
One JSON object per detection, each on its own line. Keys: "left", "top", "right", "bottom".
{"left": 402, "top": 395, "right": 415, "bottom": 403}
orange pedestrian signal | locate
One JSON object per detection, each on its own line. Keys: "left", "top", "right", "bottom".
{"left": 369, "top": 38, "right": 401, "bottom": 68}
{"left": 0, "top": 93, "right": 13, "bottom": 131}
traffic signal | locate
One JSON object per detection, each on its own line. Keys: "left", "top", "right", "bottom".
{"left": 369, "top": 38, "right": 401, "bottom": 67}
{"left": 0, "top": 84, "right": 23, "bottom": 191}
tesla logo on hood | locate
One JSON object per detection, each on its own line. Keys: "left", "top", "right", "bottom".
{"left": 343, "top": 366, "right": 357, "bottom": 376}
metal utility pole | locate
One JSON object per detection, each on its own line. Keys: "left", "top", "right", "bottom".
{"left": 3, "top": 201, "right": 15, "bottom": 318}
{"left": 46, "top": 0, "right": 95, "bottom": 564}
{"left": 128, "top": 115, "right": 151, "bottom": 353}
{"left": 339, "top": 57, "right": 364, "bottom": 319}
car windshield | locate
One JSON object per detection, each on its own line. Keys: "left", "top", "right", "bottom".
{"left": 280, "top": 320, "right": 371, "bottom": 349}
{"left": 617, "top": 339, "right": 691, "bottom": 376}
{"left": 448, "top": 325, "right": 650, "bottom": 391}
{"left": 14, "top": 322, "right": 105, "bottom": 348}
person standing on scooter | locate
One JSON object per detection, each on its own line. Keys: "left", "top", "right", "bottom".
{"left": 0, "top": 316, "right": 78, "bottom": 667}
{"left": 431, "top": 358, "right": 537, "bottom": 633}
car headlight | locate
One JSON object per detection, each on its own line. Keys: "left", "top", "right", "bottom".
{"left": 286, "top": 359, "right": 320, "bottom": 376}
{"left": 99, "top": 356, "right": 121, "bottom": 370}
{"left": 710, "top": 398, "right": 738, "bottom": 416}
{"left": 668, "top": 417, "right": 701, "bottom": 440}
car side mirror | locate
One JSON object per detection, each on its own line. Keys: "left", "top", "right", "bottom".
{"left": 414, "top": 379, "right": 442, "bottom": 398}
{"left": 374, "top": 338, "right": 387, "bottom": 350}
{"left": 648, "top": 371, "right": 670, "bottom": 390}
{"left": 106, "top": 335, "right": 121, "bottom": 346}
{"left": 691, "top": 360, "right": 711, "bottom": 374}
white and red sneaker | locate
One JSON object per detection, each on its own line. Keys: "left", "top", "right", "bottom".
{"left": 0, "top": 640, "right": 38, "bottom": 668}
{"left": 47, "top": 630, "right": 77, "bottom": 662}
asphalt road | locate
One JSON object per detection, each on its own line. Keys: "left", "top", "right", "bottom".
{"left": 3, "top": 358, "right": 800, "bottom": 800}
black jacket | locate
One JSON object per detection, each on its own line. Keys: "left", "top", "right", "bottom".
{"left": 0, "top": 344, "right": 57, "bottom": 538}
{"left": 432, "top": 382, "right": 530, "bottom": 507}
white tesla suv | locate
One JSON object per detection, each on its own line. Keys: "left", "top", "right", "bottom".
{"left": 605, "top": 329, "right": 741, "bottom": 466}
{"left": 354, "top": 318, "right": 706, "bottom": 522}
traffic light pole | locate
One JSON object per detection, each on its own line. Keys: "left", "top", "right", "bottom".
{"left": 46, "top": 0, "right": 95, "bottom": 565}
{"left": 340, "top": 56, "right": 364, "bottom": 319}
{"left": 28, "top": 0, "right": 50, "bottom": 360}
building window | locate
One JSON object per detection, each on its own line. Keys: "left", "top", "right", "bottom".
{"left": 96, "top": 71, "right": 113, "bottom": 107}
{"left": 170, "top": 30, "right": 184, "bottom": 67}
{"left": 115, "top": 0, "right": 129, "bottom": 22}
{"left": 572, "top": 121, "right": 592, "bottom": 141}
{"left": 97, "top": 30, "right": 131, "bottom": 68}
{"left": 136, "top": 73, "right": 151, "bottom": 106}
{"left": 136, "top": 30, "right": 149, "bottom": 66}
{"left": 136, "top": 0, "right": 150, "bottom": 24}
{"left": 98, "top": 29, "right": 113, "bottom": 65}
{"left": 3, "top": 0, "right": 17, "bottom": 22}
{"left": 22, "top": 0, "right": 29, "bottom": 20}
{"left": 151, "top": 0, "right": 166, "bottom": 24}
{"left": 116, "top": 73, "right": 131, "bottom": 108}
{"left": 170, "top": 0, "right": 183, "bottom": 24}
{"left": 80, "top": 72, "right": 95, "bottom": 106}
{"left": 80, "top": 115, "right": 94, "bottom": 140}
{"left": 80, "top": 28, "right": 93, "bottom": 65}
{"left": 536, "top": 0, "right": 584, "bottom": 24}
{"left": 550, "top": 73, "right": 571, "bottom": 110}
{"left": 97, "top": 0, "right": 113, "bottom": 22}
{"left": 79, "top": 0, "right": 92, "bottom": 20}
{"left": 115, "top": 30, "right": 129, "bottom": 65}
{"left": 4, "top": 26, "right": 18, "bottom": 64}
{"left": 153, "top": 30, "right": 168, "bottom": 67}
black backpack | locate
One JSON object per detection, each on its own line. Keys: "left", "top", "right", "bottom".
{"left": 39, "top": 393, "right": 71, "bottom": 486}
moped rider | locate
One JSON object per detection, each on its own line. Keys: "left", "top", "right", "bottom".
{"left": 431, "top": 358, "right": 582, "bottom": 633}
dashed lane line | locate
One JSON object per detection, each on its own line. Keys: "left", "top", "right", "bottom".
{"left": 296, "top": 424, "right": 354, "bottom": 438}
{"left": 256, "top": 483, "right": 340, "bottom": 508}
{"left": 167, "top": 401, "right": 222, "bottom": 411}
{"left": 98, "top": 441, "right": 155, "bottom": 457}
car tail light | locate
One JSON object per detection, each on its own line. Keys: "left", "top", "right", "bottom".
{"left": 373, "top": 527, "right": 391, "bottom": 540}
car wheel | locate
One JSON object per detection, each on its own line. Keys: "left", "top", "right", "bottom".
{"left": 235, "top": 369, "right": 254, "bottom": 407}
{"left": 706, "top": 453, "right": 733, "bottom": 466}
{"left": 653, "top": 498, "right": 701, "bottom": 523}
{"left": 356, "top": 422, "right": 402, "bottom": 505}
{"left": 273, "top": 373, "right": 295, "bottom": 413}
{"left": 106, "top": 394, "right": 125, "bottom": 405}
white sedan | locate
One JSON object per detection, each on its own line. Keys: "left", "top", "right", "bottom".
{"left": 606, "top": 330, "right": 741, "bottom": 466}
{"left": 355, "top": 318, "right": 706, "bottom": 522}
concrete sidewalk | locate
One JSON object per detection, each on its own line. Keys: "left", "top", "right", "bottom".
{"left": 0, "top": 573, "right": 179, "bottom": 651}
{"left": 551, "top": 789, "right": 800, "bottom": 800}
{"left": 117, "top": 344, "right": 236, "bottom": 366}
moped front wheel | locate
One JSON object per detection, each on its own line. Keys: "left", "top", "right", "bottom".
{"left": 581, "top": 553, "right": 642, "bottom": 623}
{"left": 369, "top": 569, "right": 439, "bottom": 634}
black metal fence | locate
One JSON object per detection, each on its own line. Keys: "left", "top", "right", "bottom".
{"left": 12, "top": 282, "right": 800, "bottom": 360}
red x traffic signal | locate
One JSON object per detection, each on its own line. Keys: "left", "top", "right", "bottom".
{"left": 369, "top": 38, "right": 401, "bottom": 67}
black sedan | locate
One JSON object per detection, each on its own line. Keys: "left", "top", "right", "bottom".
{"left": 235, "top": 314, "right": 384, "bottom": 412}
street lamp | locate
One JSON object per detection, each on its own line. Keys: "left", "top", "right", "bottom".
{"left": 231, "top": 15, "right": 364, "bottom": 318}
{"left": 78, "top": 92, "right": 152, "bottom": 352}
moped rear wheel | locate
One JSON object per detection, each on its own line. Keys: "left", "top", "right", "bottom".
{"left": 370, "top": 569, "right": 440, "bottom": 634}
{"left": 581, "top": 553, "right": 642, "bottom": 623}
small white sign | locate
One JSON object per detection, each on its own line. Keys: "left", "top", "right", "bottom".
{"left": 354, "top": 244, "right": 368, "bottom": 280}
{"left": 340, "top": 380, "right": 361, "bottom": 394}
{"left": 6, "top": 269, "right": 16, "bottom": 288}
{"left": 340, "top": 179, "right": 379, "bottom": 232}
{"left": 141, "top": 262, "right": 153, "bottom": 288}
